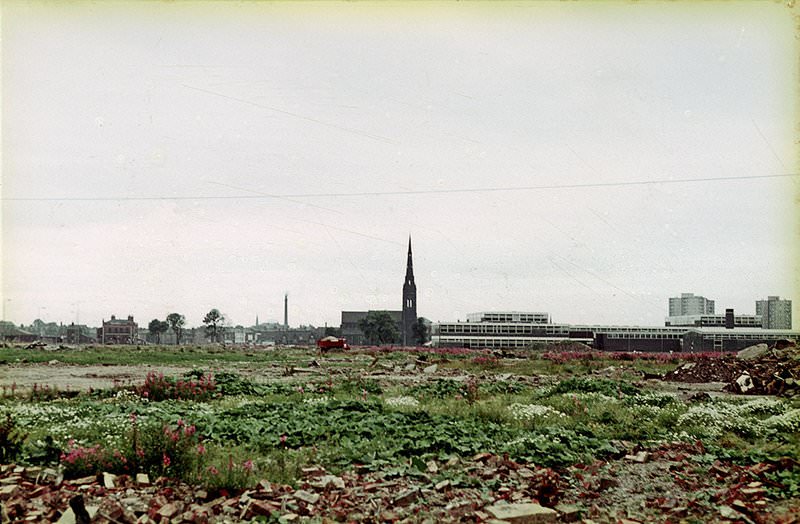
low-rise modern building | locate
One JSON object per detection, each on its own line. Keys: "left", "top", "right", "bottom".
{"left": 756, "top": 296, "right": 792, "bottom": 329}
{"left": 432, "top": 311, "right": 798, "bottom": 352}
{"left": 665, "top": 314, "right": 762, "bottom": 328}
{"left": 466, "top": 311, "right": 550, "bottom": 324}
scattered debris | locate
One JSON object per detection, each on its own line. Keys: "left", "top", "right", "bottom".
{"left": 664, "top": 347, "right": 800, "bottom": 396}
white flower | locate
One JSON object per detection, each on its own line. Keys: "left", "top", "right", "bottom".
{"left": 384, "top": 396, "right": 420, "bottom": 408}
{"left": 507, "top": 403, "right": 566, "bottom": 421}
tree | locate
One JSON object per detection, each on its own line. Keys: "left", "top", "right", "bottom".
{"left": 358, "top": 311, "right": 399, "bottom": 345}
{"left": 203, "top": 309, "right": 225, "bottom": 343}
{"left": 412, "top": 317, "right": 431, "bottom": 345}
{"left": 147, "top": 319, "right": 168, "bottom": 344}
{"left": 324, "top": 326, "right": 342, "bottom": 338}
{"left": 166, "top": 313, "right": 186, "bottom": 345}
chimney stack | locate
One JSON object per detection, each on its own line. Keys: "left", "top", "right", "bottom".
{"left": 725, "top": 308, "right": 734, "bottom": 329}
{"left": 284, "top": 294, "right": 288, "bottom": 330}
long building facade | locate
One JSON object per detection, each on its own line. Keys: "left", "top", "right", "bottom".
{"left": 432, "top": 311, "right": 798, "bottom": 352}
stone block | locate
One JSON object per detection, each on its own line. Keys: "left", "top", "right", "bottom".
{"left": 485, "top": 503, "right": 558, "bottom": 523}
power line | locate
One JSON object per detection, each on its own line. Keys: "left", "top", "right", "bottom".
{"left": 3, "top": 172, "right": 797, "bottom": 202}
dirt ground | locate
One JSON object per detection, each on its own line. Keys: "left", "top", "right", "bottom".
{"left": 0, "top": 364, "right": 201, "bottom": 392}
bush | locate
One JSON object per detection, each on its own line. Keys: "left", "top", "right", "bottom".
{"left": 135, "top": 419, "right": 203, "bottom": 479}
{"left": 136, "top": 371, "right": 216, "bottom": 401}
{"left": 0, "top": 412, "right": 26, "bottom": 463}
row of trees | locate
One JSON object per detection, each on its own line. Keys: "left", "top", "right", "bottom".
{"left": 148, "top": 309, "right": 226, "bottom": 344}
{"left": 147, "top": 313, "right": 187, "bottom": 344}
{"left": 150, "top": 309, "right": 429, "bottom": 346}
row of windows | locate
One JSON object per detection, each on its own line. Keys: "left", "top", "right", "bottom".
{"left": 436, "top": 323, "right": 686, "bottom": 336}
{"left": 701, "top": 333, "right": 790, "bottom": 340}
{"left": 607, "top": 333, "right": 683, "bottom": 339}
{"left": 438, "top": 324, "right": 572, "bottom": 335}
{"left": 434, "top": 336, "right": 581, "bottom": 349}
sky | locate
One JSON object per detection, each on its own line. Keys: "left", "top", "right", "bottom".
{"left": 1, "top": 1, "right": 798, "bottom": 329}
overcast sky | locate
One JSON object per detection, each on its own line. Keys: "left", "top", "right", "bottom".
{"left": 2, "top": 1, "right": 798, "bottom": 329}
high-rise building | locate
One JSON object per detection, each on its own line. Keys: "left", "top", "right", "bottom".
{"left": 402, "top": 236, "right": 418, "bottom": 346}
{"left": 756, "top": 296, "right": 792, "bottom": 329}
{"left": 668, "top": 293, "right": 715, "bottom": 316}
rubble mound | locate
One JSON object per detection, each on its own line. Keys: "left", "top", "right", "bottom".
{"left": 664, "top": 342, "right": 799, "bottom": 397}
{"left": 662, "top": 356, "right": 745, "bottom": 384}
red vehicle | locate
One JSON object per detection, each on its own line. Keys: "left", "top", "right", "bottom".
{"left": 316, "top": 336, "right": 350, "bottom": 351}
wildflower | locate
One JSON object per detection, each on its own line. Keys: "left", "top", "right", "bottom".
{"left": 162, "top": 453, "right": 171, "bottom": 468}
{"left": 243, "top": 460, "right": 254, "bottom": 471}
{"left": 208, "top": 465, "right": 219, "bottom": 475}
{"left": 280, "top": 434, "right": 287, "bottom": 445}
{"left": 384, "top": 396, "right": 420, "bottom": 408}
{"left": 197, "top": 444, "right": 206, "bottom": 455}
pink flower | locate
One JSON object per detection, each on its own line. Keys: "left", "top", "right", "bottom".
{"left": 162, "top": 453, "right": 171, "bottom": 468}
{"left": 184, "top": 425, "right": 196, "bottom": 437}
{"left": 280, "top": 434, "right": 287, "bottom": 445}
{"left": 196, "top": 444, "right": 206, "bottom": 455}
{"left": 208, "top": 465, "right": 219, "bottom": 475}
{"left": 242, "top": 460, "right": 254, "bottom": 472}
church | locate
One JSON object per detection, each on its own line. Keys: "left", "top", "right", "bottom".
{"left": 340, "top": 237, "right": 418, "bottom": 346}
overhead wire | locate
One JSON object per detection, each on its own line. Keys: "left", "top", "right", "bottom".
{"left": 3, "top": 172, "right": 797, "bottom": 202}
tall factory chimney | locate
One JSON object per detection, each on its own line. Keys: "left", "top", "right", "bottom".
{"left": 284, "top": 293, "right": 288, "bottom": 330}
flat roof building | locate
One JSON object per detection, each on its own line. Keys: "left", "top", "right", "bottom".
{"left": 665, "top": 314, "right": 762, "bottom": 328}
{"left": 466, "top": 312, "right": 550, "bottom": 324}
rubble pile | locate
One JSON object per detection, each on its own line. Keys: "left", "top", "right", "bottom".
{"left": 0, "top": 456, "right": 565, "bottom": 523}
{"left": 664, "top": 342, "right": 800, "bottom": 396}
{"left": 724, "top": 345, "right": 800, "bottom": 396}
{"left": 662, "top": 356, "right": 746, "bottom": 384}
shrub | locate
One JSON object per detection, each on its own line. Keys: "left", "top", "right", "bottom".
{"left": 135, "top": 420, "right": 203, "bottom": 479}
{"left": 60, "top": 441, "right": 129, "bottom": 478}
{"left": 0, "top": 412, "right": 26, "bottom": 463}
{"left": 136, "top": 371, "right": 216, "bottom": 401}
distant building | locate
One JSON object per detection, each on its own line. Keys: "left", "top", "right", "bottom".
{"left": 665, "top": 314, "right": 762, "bottom": 328}
{"left": 65, "top": 323, "right": 96, "bottom": 344}
{"left": 669, "top": 293, "right": 715, "bottom": 316}
{"left": 0, "top": 321, "right": 38, "bottom": 343}
{"left": 756, "top": 296, "right": 792, "bottom": 329}
{"left": 467, "top": 312, "right": 550, "bottom": 324}
{"left": 97, "top": 315, "right": 139, "bottom": 344}
{"left": 341, "top": 237, "right": 419, "bottom": 346}
{"left": 341, "top": 310, "right": 403, "bottom": 346}
{"left": 402, "top": 237, "right": 418, "bottom": 346}
{"left": 432, "top": 312, "right": 798, "bottom": 352}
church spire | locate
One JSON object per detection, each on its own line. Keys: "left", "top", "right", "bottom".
{"left": 405, "top": 235, "right": 414, "bottom": 280}
{"left": 402, "top": 235, "right": 417, "bottom": 346}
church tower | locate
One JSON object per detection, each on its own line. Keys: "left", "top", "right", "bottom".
{"left": 402, "top": 236, "right": 418, "bottom": 346}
